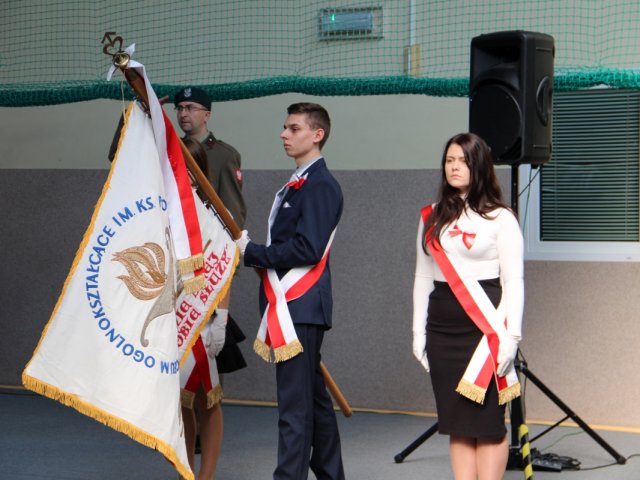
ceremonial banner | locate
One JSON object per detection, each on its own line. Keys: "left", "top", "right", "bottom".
{"left": 22, "top": 102, "right": 210, "bottom": 480}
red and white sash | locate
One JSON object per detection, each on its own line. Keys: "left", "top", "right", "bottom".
{"left": 421, "top": 205, "right": 520, "bottom": 405}
{"left": 180, "top": 332, "right": 222, "bottom": 409}
{"left": 178, "top": 188, "right": 238, "bottom": 409}
{"left": 254, "top": 230, "right": 336, "bottom": 362}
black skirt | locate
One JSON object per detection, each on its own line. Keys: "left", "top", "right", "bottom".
{"left": 425, "top": 278, "right": 506, "bottom": 439}
{"left": 216, "top": 314, "right": 247, "bottom": 374}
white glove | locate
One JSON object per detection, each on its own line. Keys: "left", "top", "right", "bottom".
{"left": 412, "top": 331, "right": 430, "bottom": 372}
{"left": 412, "top": 270, "right": 433, "bottom": 373}
{"left": 496, "top": 334, "right": 520, "bottom": 377}
{"left": 235, "top": 230, "right": 250, "bottom": 255}
{"left": 412, "top": 217, "right": 435, "bottom": 374}
{"left": 205, "top": 310, "right": 227, "bottom": 357}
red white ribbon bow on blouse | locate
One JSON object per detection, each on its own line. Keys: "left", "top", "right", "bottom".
{"left": 287, "top": 177, "right": 306, "bottom": 190}
{"left": 449, "top": 224, "right": 476, "bottom": 250}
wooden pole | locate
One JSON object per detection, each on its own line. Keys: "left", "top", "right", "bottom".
{"left": 119, "top": 65, "right": 240, "bottom": 240}
{"left": 320, "top": 361, "right": 353, "bottom": 417}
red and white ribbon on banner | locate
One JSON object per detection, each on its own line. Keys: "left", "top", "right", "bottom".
{"left": 120, "top": 48, "right": 205, "bottom": 293}
{"left": 422, "top": 205, "right": 520, "bottom": 405}
{"left": 254, "top": 230, "right": 336, "bottom": 362}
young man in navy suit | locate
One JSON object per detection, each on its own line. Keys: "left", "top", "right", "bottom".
{"left": 236, "top": 102, "right": 345, "bottom": 479}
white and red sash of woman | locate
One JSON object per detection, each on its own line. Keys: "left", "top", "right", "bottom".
{"left": 180, "top": 334, "right": 222, "bottom": 409}
{"left": 421, "top": 205, "right": 520, "bottom": 405}
{"left": 179, "top": 192, "right": 239, "bottom": 409}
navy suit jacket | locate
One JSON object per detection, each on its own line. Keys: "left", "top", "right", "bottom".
{"left": 244, "top": 158, "right": 343, "bottom": 328}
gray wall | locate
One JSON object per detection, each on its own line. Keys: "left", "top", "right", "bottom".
{"left": 1, "top": 96, "right": 639, "bottom": 430}
{"left": 0, "top": 95, "right": 467, "bottom": 170}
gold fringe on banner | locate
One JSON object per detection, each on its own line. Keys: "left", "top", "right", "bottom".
{"left": 456, "top": 379, "right": 487, "bottom": 405}
{"left": 182, "top": 274, "right": 205, "bottom": 295}
{"left": 178, "top": 253, "right": 204, "bottom": 275}
{"left": 498, "top": 382, "right": 521, "bottom": 405}
{"left": 178, "top": 248, "right": 239, "bottom": 368}
{"left": 20, "top": 103, "right": 197, "bottom": 480}
{"left": 22, "top": 374, "right": 194, "bottom": 480}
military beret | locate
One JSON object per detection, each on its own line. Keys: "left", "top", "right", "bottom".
{"left": 173, "top": 87, "right": 211, "bottom": 110}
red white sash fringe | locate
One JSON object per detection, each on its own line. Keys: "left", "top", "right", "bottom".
{"left": 422, "top": 205, "right": 520, "bottom": 405}
{"left": 178, "top": 193, "right": 240, "bottom": 406}
{"left": 254, "top": 230, "right": 336, "bottom": 362}
{"left": 180, "top": 335, "right": 223, "bottom": 409}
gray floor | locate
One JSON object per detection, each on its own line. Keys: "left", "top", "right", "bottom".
{"left": 1, "top": 388, "right": 639, "bottom": 479}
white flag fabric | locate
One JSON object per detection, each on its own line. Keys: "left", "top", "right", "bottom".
{"left": 126, "top": 49, "right": 207, "bottom": 293}
{"left": 23, "top": 103, "right": 200, "bottom": 479}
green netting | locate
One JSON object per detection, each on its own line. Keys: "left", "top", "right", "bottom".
{"left": 2, "top": 0, "right": 640, "bottom": 106}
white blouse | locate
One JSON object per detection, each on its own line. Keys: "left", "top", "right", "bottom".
{"left": 413, "top": 206, "right": 524, "bottom": 338}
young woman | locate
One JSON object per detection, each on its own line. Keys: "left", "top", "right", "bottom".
{"left": 181, "top": 137, "right": 247, "bottom": 480}
{"left": 412, "top": 132, "right": 524, "bottom": 480}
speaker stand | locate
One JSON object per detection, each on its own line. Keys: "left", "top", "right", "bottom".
{"left": 508, "top": 165, "right": 625, "bottom": 469}
{"left": 394, "top": 421, "right": 439, "bottom": 463}
{"left": 507, "top": 351, "right": 626, "bottom": 469}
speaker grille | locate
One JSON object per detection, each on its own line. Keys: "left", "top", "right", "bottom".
{"left": 469, "top": 84, "right": 521, "bottom": 162}
{"left": 469, "top": 30, "right": 554, "bottom": 165}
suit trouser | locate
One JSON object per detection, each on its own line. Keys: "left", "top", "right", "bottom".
{"left": 274, "top": 324, "right": 345, "bottom": 480}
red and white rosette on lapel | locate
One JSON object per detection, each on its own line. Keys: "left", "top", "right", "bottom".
{"left": 421, "top": 205, "right": 520, "bottom": 405}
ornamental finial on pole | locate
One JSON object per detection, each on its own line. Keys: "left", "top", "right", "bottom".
{"left": 101, "top": 31, "right": 129, "bottom": 68}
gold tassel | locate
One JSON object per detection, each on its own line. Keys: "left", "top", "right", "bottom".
{"left": 178, "top": 253, "right": 204, "bottom": 275}
{"left": 273, "top": 340, "right": 304, "bottom": 362}
{"left": 180, "top": 389, "right": 196, "bottom": 410}
{"left": 456, "top": 379, "right": 486, "bottom": 405}
{"left": 182, "top": 274, "right": 205, "bottom": 294}
{"left": 253, "top": 338, "right": 272, "bottom": 362}
{"left": 206, "top": 384, "right": 224, "bottom": 409}
{"left": 498, "top": 382, "right": 521, "bottom": 405}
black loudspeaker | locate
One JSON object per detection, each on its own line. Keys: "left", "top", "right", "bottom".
{"left": 469, "top": 30, "right": 554, "bottom": 165}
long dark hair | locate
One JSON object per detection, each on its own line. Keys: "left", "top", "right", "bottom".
{"left": 423, "top": 132, "right": 509, "bottom": 252}
{"left": 183, "top": 137, "right": 211, "bottom": 206}
{"left": 183, "top": 137, "right": 209, "bottom": 177}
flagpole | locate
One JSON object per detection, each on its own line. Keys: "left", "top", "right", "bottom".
{"left": 113, "top": 54, "right": 241, "bottom": 241}
{"left": 320, "top": 361, "right": 353, "bottom": 417}
{"left": 108, "top": 47, "right": 352, "bottom": 418}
